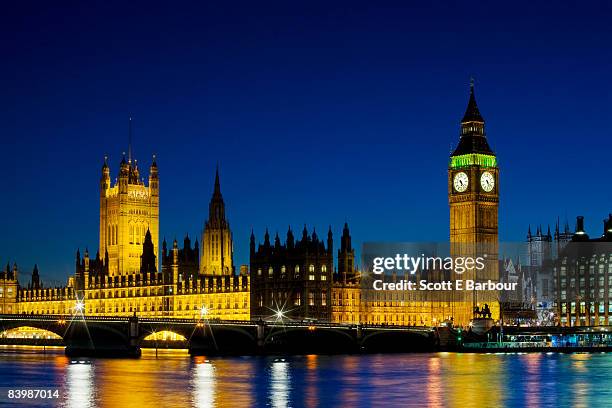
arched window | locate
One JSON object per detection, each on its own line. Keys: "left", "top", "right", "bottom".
{"left": 309, "top": 265, "right": 315, "bottom": 273}
{"left": 321, "top": 265, "right": 327, "bottom": 273}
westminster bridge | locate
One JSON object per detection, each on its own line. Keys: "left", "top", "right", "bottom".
{"left": 0, "top": 314, "right": 437, "bottom": 357}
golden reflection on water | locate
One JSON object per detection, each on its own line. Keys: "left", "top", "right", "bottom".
{"left": 210, "top": 358, "right": 254, "bottom": 407}
{"left": 0, "top": 345, "right": 609, "bottom": 407}
{"left": 94, "top": 354, "right": 193, "bottom": 408}
{"left": 426, "top": 355, "right": 443, "bottom": 407}
{"left": 304, "top": 354, "right": 318, "bottom": 408}
{"left": 570, "top": 353, "right": 592, "bottom": 408}
{"left": 444, "top": 353, "right": 505, "bottom": 408}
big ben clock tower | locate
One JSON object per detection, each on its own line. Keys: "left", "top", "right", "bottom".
{"left": 449, "top": 82, "right": 498, "bottom": 244}
{"left": 449, "top": 82, "right": 499, "bottom": 324}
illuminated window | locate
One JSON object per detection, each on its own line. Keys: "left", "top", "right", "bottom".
{"left": 294, "top": 293, "right": 301, "bottom": 306}
{"left": 321, "top": 265, "right": 327, "bottom": 273}
{"left": 309, "top": 274, "right": 315, "bottom": 281}
{"left": 309, "top": 265, "right": 315, "bottom": 273}
{"left": 268, "top": 267, "right": 273, "bottom": 277}
{"left": 308, "top": 292, "right": 315, "bottom": 306}
{"left": 295, "top": 265, "right": 300, "bottom": 273}
{"left": 321, "top": 275, "right": 327, "bottom": 281}
{"left": 257, "top": 268, "right": 262, "bottom": 276}
{"left": 322, "top": 291, "right": 327, "bottom": 306}
{"left": 281, "top": 265, "right": 286, "bottom": 274}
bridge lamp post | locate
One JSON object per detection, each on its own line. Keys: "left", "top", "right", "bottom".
{"left": 200, "top": 306, "right": 209, "bottom": 318}
{"left": 275, "top": 310, "right": 285, "bottom": 320}
{"left": 74, "top": 301, "right": 85, "bottom": 314}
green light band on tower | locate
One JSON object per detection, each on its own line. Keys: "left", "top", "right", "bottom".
{"left": 449, "top": 154, "right": 497, "bottom": 169}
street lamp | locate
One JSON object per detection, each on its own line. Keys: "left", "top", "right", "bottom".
{"left": 75, "top": 301, "right": 84, "bottom": 313}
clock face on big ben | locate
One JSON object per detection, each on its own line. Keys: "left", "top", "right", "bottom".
{"left": 480, "top": 171, "right": 495, "bottom": 192}
{"left": 453, "top": 172, "right": 469, "bottom": 192}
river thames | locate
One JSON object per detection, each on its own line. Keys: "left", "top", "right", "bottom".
{"left": 0, "top": 348, "right": 610, "bottom": 407}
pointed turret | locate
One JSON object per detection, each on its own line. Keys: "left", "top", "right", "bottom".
{"left": 207, "top": 166, "right": 226, "bottom": 227}
{"left": 527, "top": 225, "right": 532, "bottom": 240}
{"left": 11, "top": 262, "right": 17, "bottom": 281}
{"left": 149, "top": 154, "right": 159, "bottom": 197}
{"left": 338, "top": 222, "right": 356, "bottom": 282}
{"left": 184, "top": 233, "right": 191, "bottom": 250}
{"left": 341, "top": 222, "right": 352, "bottom": 252}
{"left": 461, "top": 81, "right": 484, "bottom": 123}
{"left": 140, "top": 228, "right": 157, "bottom": 278}
{"left": 214, "top": 165, "right": 221, "bottom": 197}
{"left": 286, "top": 226, "right": 295, "bottom": 249}
{"left": 249, "top": 229, "right": 256, "bottom": 256}
{"left": 452, "top": 81, "right": 494, "bottom": 156}
{"left": 32, "top": 264, "right": 40, "bottom": 289}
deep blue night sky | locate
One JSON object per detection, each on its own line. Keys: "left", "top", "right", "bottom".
{"left": 1, "top": 1, "right": 611, "bottom": 284}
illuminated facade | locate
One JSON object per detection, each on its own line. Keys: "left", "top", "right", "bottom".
{"left": 248, "top": 221, "right": 455, "bottom": 326}
{"left": 11, "top": 153, "right": 249, "bottom": 320}
{"left": 100, "top": 148, "right": 160, "bottom": 276}
{"left": 556, "top": 215, "right": 612, "bottom": 327}
{"left": 250, "top": 226, "right": 333, "bottom": 320}
{"left": 8, "top": 88, "right": 502, "bottom": 327}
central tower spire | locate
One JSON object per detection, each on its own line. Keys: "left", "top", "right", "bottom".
{"left": 128, "top": 117, "right": 133, "bottom": 164}
{"left": 200, "top": 167, "right": 234, "bottom": 275}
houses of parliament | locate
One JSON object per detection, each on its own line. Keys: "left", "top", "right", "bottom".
{"left": 0, "top": 85, "right": 501, "bottom": 327}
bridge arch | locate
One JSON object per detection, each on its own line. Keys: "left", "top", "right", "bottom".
{"left": 1, "top": 326, "right": 63, "bottom": 340}
{"left": 0, "top": 319, "right": 68, "bottom": 339}
{"left": 264, "top": 326, "right": 359, "bottom": 353}
{"left": 142, "top": 330, "right": 188, "bottom": 342}
{"left": 360, "top": 329, "right": 435, "bottom": 352}
{"left": 187, "top": 324, "right": 258, "bottom": 355}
